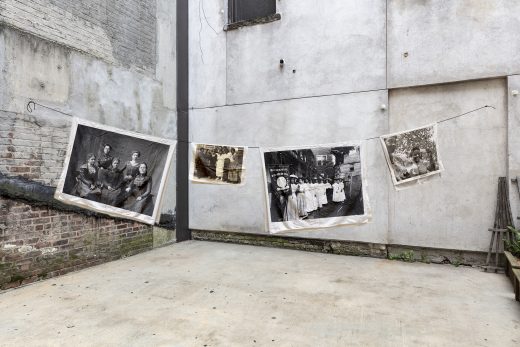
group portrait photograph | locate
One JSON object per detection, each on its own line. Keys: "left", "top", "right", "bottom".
{"left": 55, "top": 119, "right": 175, "bottom": 224}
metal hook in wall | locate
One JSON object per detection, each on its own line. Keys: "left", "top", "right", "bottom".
{"left": 26, "top": 101, "right": 36, "bottom": 113}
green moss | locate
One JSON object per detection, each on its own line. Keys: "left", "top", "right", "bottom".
{"left": 10, "top": 274, "right": 26, "bottom": 283}
{"left": 120, "top": 233, "right": 153, "bottom": 256}
{"left": 389, "top": 250, "right": 415, "bottom": 262}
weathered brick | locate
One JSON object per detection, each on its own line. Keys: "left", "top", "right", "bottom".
{"left": 9, "top": 167, "right": 31, "bottom": 173}
{"left": 0, "top": 196, "right": 153, "bottom": 290}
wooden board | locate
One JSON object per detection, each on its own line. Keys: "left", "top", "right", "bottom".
{"left": 505, "top": 251, "right": 520, "bottom": 269}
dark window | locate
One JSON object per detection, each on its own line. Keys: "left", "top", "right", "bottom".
{"left": 228, "top": 0, "right": 276, "bottom": 23}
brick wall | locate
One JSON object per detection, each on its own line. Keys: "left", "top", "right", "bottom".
{"left": 0, "top": 0, "right": 157, "bottom": 71}
{"left": 0, "top": 111, "right": 70, "bottom": 186}
{"left": 0, "top": 110, "right": 155, "bottom": 290}
{"left": 0, "top": 197, "right": 153, "bottom": 290}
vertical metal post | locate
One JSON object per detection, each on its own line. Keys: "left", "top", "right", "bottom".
{"left": 176, "top": 0, "right": 190, "bottom": 241}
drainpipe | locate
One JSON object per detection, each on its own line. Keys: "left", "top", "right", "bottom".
{"left": 176, "top": 0, "right": 190, "bottom": 241}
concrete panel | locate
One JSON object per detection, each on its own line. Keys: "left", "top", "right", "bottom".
{"left": 507, "top": 75, "right": 520, "bottom": 225}
{"left": 388, "top": 1, "right": 520, "bottom": 88}
{"left": 389, "top": 79, "right": 507, "bottom": 251}
{"left": 190, "top": 90, "right": 389, "bottom": 243}
{"left": 2, "top": 28, "right": 70, "bottom": 104}
{"left": 0, "top": 26, "right": 8, "bottom": 107}
{"left": 156, "top": 0, "right": 177, "bottom": 109}
{"left": 189, "top": 0, "right": 227, "bottom": 108}
{"left": 66, "top": 53, "right": 175, "bottom": 138}
{"left": 226, "top": 0, "right": 386, "bottom": 104}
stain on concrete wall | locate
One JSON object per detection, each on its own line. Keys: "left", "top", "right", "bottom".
{"left": 2, "top": 29, "right": 70, "bottom": 104}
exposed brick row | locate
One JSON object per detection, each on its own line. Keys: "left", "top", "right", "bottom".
{"left": 0, "top": 197, "right": 153, "bottom": 290}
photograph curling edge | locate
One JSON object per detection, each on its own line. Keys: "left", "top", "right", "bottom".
{"left": 189, "top": 142, "right": 248, "bottom": 185}
{"left": 379, "top": 123, "right": 443, "bottom": 187}
{"left": 54, "top": 117, "right": 177, "bottom": 225}
{"left": 260, "top": 141, "right": 371, "bottom": 234}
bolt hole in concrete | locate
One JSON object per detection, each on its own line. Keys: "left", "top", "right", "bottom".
{"left": 0, "top": 241, "right": 517, "bottom": 346}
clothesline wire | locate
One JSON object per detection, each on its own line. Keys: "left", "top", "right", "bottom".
{"left": 0, "top": 102, "right": 496, "bottom": 149}
{"left": 26, "top": 101, "right": 75, "bottom": 118}
{"left": 181, "top": 104, "right": 496, "bottom": 147}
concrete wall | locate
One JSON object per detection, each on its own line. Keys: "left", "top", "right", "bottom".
{"left": 388, "top": 1, "right": 520, "bottom": 88}
{"left": 508, "top": 75, "right": 520, "bottom": 229}
{"left": 189, "top": 0, "right": 516, "bottom": 253}
{"left": 190, "top": 91, "right": 390, "bottom": 244}
{"left": 389, "top": 79, "right": 507, "bottom": 251}
{"left": 188, "top": 0, "right": 386, "bottom": 108}
{"left": 0, "top": 0, "right": 177, "bottom": 288}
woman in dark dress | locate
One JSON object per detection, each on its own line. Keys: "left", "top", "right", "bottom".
{"left": 123, "top": 150, "right": 140, "bottom": 183}
{"left": 99, "top": 157, "right": 124, "bottom": 206}
{"left": 227, "top": 148, "right": 242, "bottom": 184}
{"left": 124, "top": 163, "right": 153, "bottom": 213}
{"left": 97, "top": 143, "right": 113, "bottom": 170}
{"left": 73, "top": 153, "right": 101, "bottom": 201}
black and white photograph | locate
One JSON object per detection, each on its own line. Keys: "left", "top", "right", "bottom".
{"left": 380, "top": 124, "right": 442, "bottom": 186}
{"left": 55, "top": 118, "right": 176, "bottom": 224}
{"left": 261, "top": 143, "right": 370, "bottom": 233}
{"left": 190, "top": 143, "right": 247, "bottom": 185}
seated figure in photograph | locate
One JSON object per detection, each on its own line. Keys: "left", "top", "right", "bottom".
{"left": 73, "top": 153, "right": 102, "bottom": 201}
{"left": 99, "top": 157, "right": 125, "bottom": 206}
{"left": 123, "top": 150, "right": 141, "bottom": 183}
{"left": 124, "top": 163, "right": 153, "bottom": 213}
{"left": 392, "top": 146, "right": 435, "bottom": 181}
{"left": 410, "top": 147, "right": 429, "bottom": 176}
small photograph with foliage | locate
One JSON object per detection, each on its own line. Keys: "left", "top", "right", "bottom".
{"left": 380, "top": 124, "right": 442, "bottom": 185}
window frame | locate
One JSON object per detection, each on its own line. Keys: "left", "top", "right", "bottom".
{"left": 225, "top": 0, "right": 280, "bottom": 31}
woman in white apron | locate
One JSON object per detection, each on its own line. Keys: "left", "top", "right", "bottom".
{"left": 312, "top": 178, "right": 322, "bottom": 209}
{"left": 318, "top": 179, "right": 328, "bottom": 206}
{"left": 338, "top": 179, "right": 346, "bottom": 202}
{"left": 284, "top": 175, "right": 300, "bottom": 221}
{"left": 296, "top": 178, "right": 308, "bottom": 218}
{"left": 304, "top": 178, "right": 316, "bottom": 213}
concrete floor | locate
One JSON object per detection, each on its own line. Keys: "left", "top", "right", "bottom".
{"left": 0, "top": 241, "right": 519, "bottom": 347}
